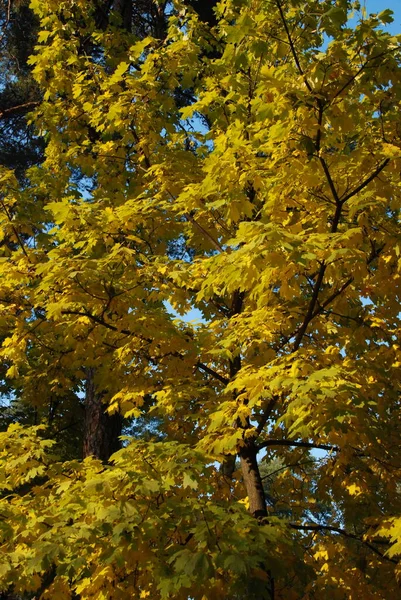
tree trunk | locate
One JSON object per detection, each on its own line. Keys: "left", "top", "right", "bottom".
{"left": 239, "top": 440, "right": 268, "bottom": 519}
{"left": 239, "top": 441, "right": 274, "bottom": 599}
{"left": 82, "top": 368, "right": 123, "bottom": 462}
{"left": 113, "top": 0, "right": 132, "bottom": 32}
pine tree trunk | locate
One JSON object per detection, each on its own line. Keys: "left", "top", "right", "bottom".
{"left": 82, "top": 368, "right": 122, "bottom": 462}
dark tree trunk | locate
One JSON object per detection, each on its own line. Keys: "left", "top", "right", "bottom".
{"left": 239, "top": 440, "right": 268, "bottom": 519}
{"left": 225, "top": 290, "right": 272, "bottom": 597}
{"left": 239, "top": 441, "right": 274, "bottom": 599}
{"left": 184, "top": 0, "right": 219, "bottom": 27}
{"left": 82, "top": 368, "right": 123, "bottom": 462}
{"left": 113, "top": 0, "right": 133, "bottom": 32}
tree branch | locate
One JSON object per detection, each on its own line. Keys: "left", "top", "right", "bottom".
{"left": 292, "top": 199, "right": 344, "bottom": 350}
{"left": 341, "top": 159, "right": 390, "bottom": 203}
{"left": 312, "top": 243, "right": 385, "bottom": 319}
{"left": 0, "top": 198, "right": 30, "bottom": 259}
{"left": 0, "top": 101, "right": 40, "bottom": 119}
{"left": 61, "top": 310, "right": 135, "bottom": 337}
{"left": 196, "top": 362, "right": 229, "bottom": 385}
{"left": 289, "top": 523, "right": 397, "bottom": 564}
{"left": 260, "top": 459, "right": 316, "bottom": 481}
{"left": 292, "top": 262, "right": 326, "bottom": 351}
{"left": 275, "top": 0, "right": 312, "bottom": 93}
{"left": 255, "top": 397, "right": 278, "bottom": 436}
{"left": 186, "top": 213, "right": 224, "bottom": 252}
{"left": 331, "top": 50, "right": 396, "bottom": 103}
{"left": 319, "top": 157, "right": 340, "bottom": 205}
{"left": 257, "top": 439, "right": 337, "bottom": 452}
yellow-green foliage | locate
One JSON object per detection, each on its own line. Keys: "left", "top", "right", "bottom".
{"left": 1, "top": 0, "right": 401, "bottom": 597}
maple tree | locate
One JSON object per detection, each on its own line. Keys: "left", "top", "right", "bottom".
{"left": 1, "top": 0, "right": 401, "bottom": 598}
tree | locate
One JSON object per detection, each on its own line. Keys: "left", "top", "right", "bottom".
{"left": 1, "top": 0, "right": 401, "bottom": 598}
{"left": 0, "top": 0, "right": 180, "bottom": 463}
{"left": 0, "top": 0, "right": 44, "bottom": 179}
{"left": 0, "top": 0, "right": 89, "bottom": 468}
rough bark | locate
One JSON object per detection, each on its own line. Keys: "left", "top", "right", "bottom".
{"left": 239, "top": 440, "right": 268, "bottom": 519}
{"left": 82, "top": 368, "right": 123, "bottom": 462}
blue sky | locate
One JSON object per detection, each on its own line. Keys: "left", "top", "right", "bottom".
{"left": 364, "top": 0, "right": 400, "bottom": 33}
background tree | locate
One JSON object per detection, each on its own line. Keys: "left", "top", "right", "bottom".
{"left": 0, "top": 0, "right": 211, "bottom": 462}
{"left": 0, "top": 0, "right": 43, "bottom": 178}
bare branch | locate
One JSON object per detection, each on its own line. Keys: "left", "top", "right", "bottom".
{"left": 0, "top": 101, "right": 40, "bottom": 120}
{"left": 257, "top": 439, "right": 336, "bottom": 452}
{"left": 196, "top": 362, "right": 229, "bottom": 385}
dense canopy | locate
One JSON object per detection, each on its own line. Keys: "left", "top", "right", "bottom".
{"left": 1, "top": 0, "right": 401, "bottom": 598}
